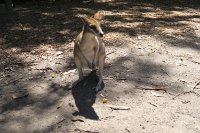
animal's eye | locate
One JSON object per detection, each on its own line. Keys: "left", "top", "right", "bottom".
{"left": 89, "top": 25, "right": 96, "bottom": 29}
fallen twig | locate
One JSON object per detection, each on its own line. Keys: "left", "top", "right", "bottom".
{"left": 135, "top": 86, "right": 167, "bottom": 92}
{"left": 116, "top": 77, "right": 127, "bottom": 80}
{"left": 103, "top": 77, "right": 114, "bottom": 80}
{"left": 148, "top": 102, "right": 158, "bottom": 107}
{"left": 106, "top": 51, "right": 115, "bottom": 56}
{"left": 71, "top": 116, "right": 84, "bottom": 122}
{"left": 151, "top": 91, "right": 164, "bottom": 97}
{"left": 100, "top": 116, "right": 115, "bottom": 120}
{"left": 13, "top": 93, "right": 29, "bottom": 100}
{"left": 63, "top": 69, "right": 76, "bottom": 75}
{"left": 192, "top": 81, "right": 200, "bottom": 90}
{"left": 47, "top": 118, "right": 65, "bottom": 127}
{"left": 190, "top": 60, "right": 200, "bottom": 65}
{"left": 172, "top": 90, "right": 200, "bottom": 100}
{"left": 74, "top": 128, "right": 100, "bottom": 133}
{"left": 107, "top": 105, "right": 131, "bottom": 110}
{"left": 172, "top": 81, "right": 200, "bottom": 99}
{"left": 125, "top": 128, "right": 131, "bottom": 133}
{"left": 100, "top": 93, "right": 106, "bottom": 98}
{"left": 104, "top": 77, "right": 127, "bottom": 80}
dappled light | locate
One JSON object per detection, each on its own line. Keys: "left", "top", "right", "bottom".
{"left": 0, "top": 0, "right": 200, "bottom": 132}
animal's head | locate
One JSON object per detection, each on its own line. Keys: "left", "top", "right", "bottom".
{"left": 81, "top": 11, "right": 105, "bottom": 37}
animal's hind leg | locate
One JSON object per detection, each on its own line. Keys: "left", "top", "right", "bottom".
{"left": 95, "top": 52, "right": 105, "bottom": 92}
{"left": 72, "top": 56, "right": 84, "bottom": 87}
{"left": 92, "top": 47, "right": 99, "bottom": 70}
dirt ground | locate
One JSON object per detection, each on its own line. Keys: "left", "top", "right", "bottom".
{"left": 0, "top": 0, "right": 200, "bottom": 133}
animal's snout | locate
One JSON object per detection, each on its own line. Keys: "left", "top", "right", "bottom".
{"left": 99, "top": 31, "right": 104, "bottom": 37}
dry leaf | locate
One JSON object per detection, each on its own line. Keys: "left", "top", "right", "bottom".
{"left": 102, "top": 98, "right": 108, "bottom": 103}
{"left": 107, "top": 104, "right": 131, "bottom": 110}
{"left": 151, "top": 91, "right": 164, "bottom": 97}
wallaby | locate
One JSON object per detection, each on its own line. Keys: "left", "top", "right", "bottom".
{"left": 73, "top": 11, "right": 106, "bottom": 92}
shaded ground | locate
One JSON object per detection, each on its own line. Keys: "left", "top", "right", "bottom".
{"left": 0, "top": 0, "right": 200, "bottom": 133}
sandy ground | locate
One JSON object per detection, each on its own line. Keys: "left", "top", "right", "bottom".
{"left": 0, "top": 1, "right": 200, "bottom": 133}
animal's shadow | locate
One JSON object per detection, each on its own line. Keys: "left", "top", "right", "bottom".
{"left": 71, "top": 70, "right": 104, "bottom": 120}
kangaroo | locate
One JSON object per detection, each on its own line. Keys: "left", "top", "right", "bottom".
{"left": 73, "top": 11, "right": 106, "bottom": 92}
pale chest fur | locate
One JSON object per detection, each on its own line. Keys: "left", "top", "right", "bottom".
{"left": 82, "top": 33, "right": 99, "bottom": 50}
{"left": 75, "top": 32, "right": 102, "bottom": 67}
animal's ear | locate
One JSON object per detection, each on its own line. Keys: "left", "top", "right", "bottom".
{"left": 80, "top": 16, "right": 86, "bottom": 23}
{"left": 92, "top": 11, "right": 105, "bottom": 20}
{"left": 80, "top": 16, "right": 89, "bottom": 24}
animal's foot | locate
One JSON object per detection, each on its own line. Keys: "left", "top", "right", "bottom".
{"left": 89, "top": 60, "right": 96, "bottom": 70}
{"left": 92, "top": 62, "right": 96, "bottom": 69}
{"left": 95, "top": 81, "right": 102, "bottom": 92}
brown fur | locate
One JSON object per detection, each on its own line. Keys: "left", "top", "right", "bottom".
{"left": 73, "top": 12, "right": 106, "bottom": 91}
